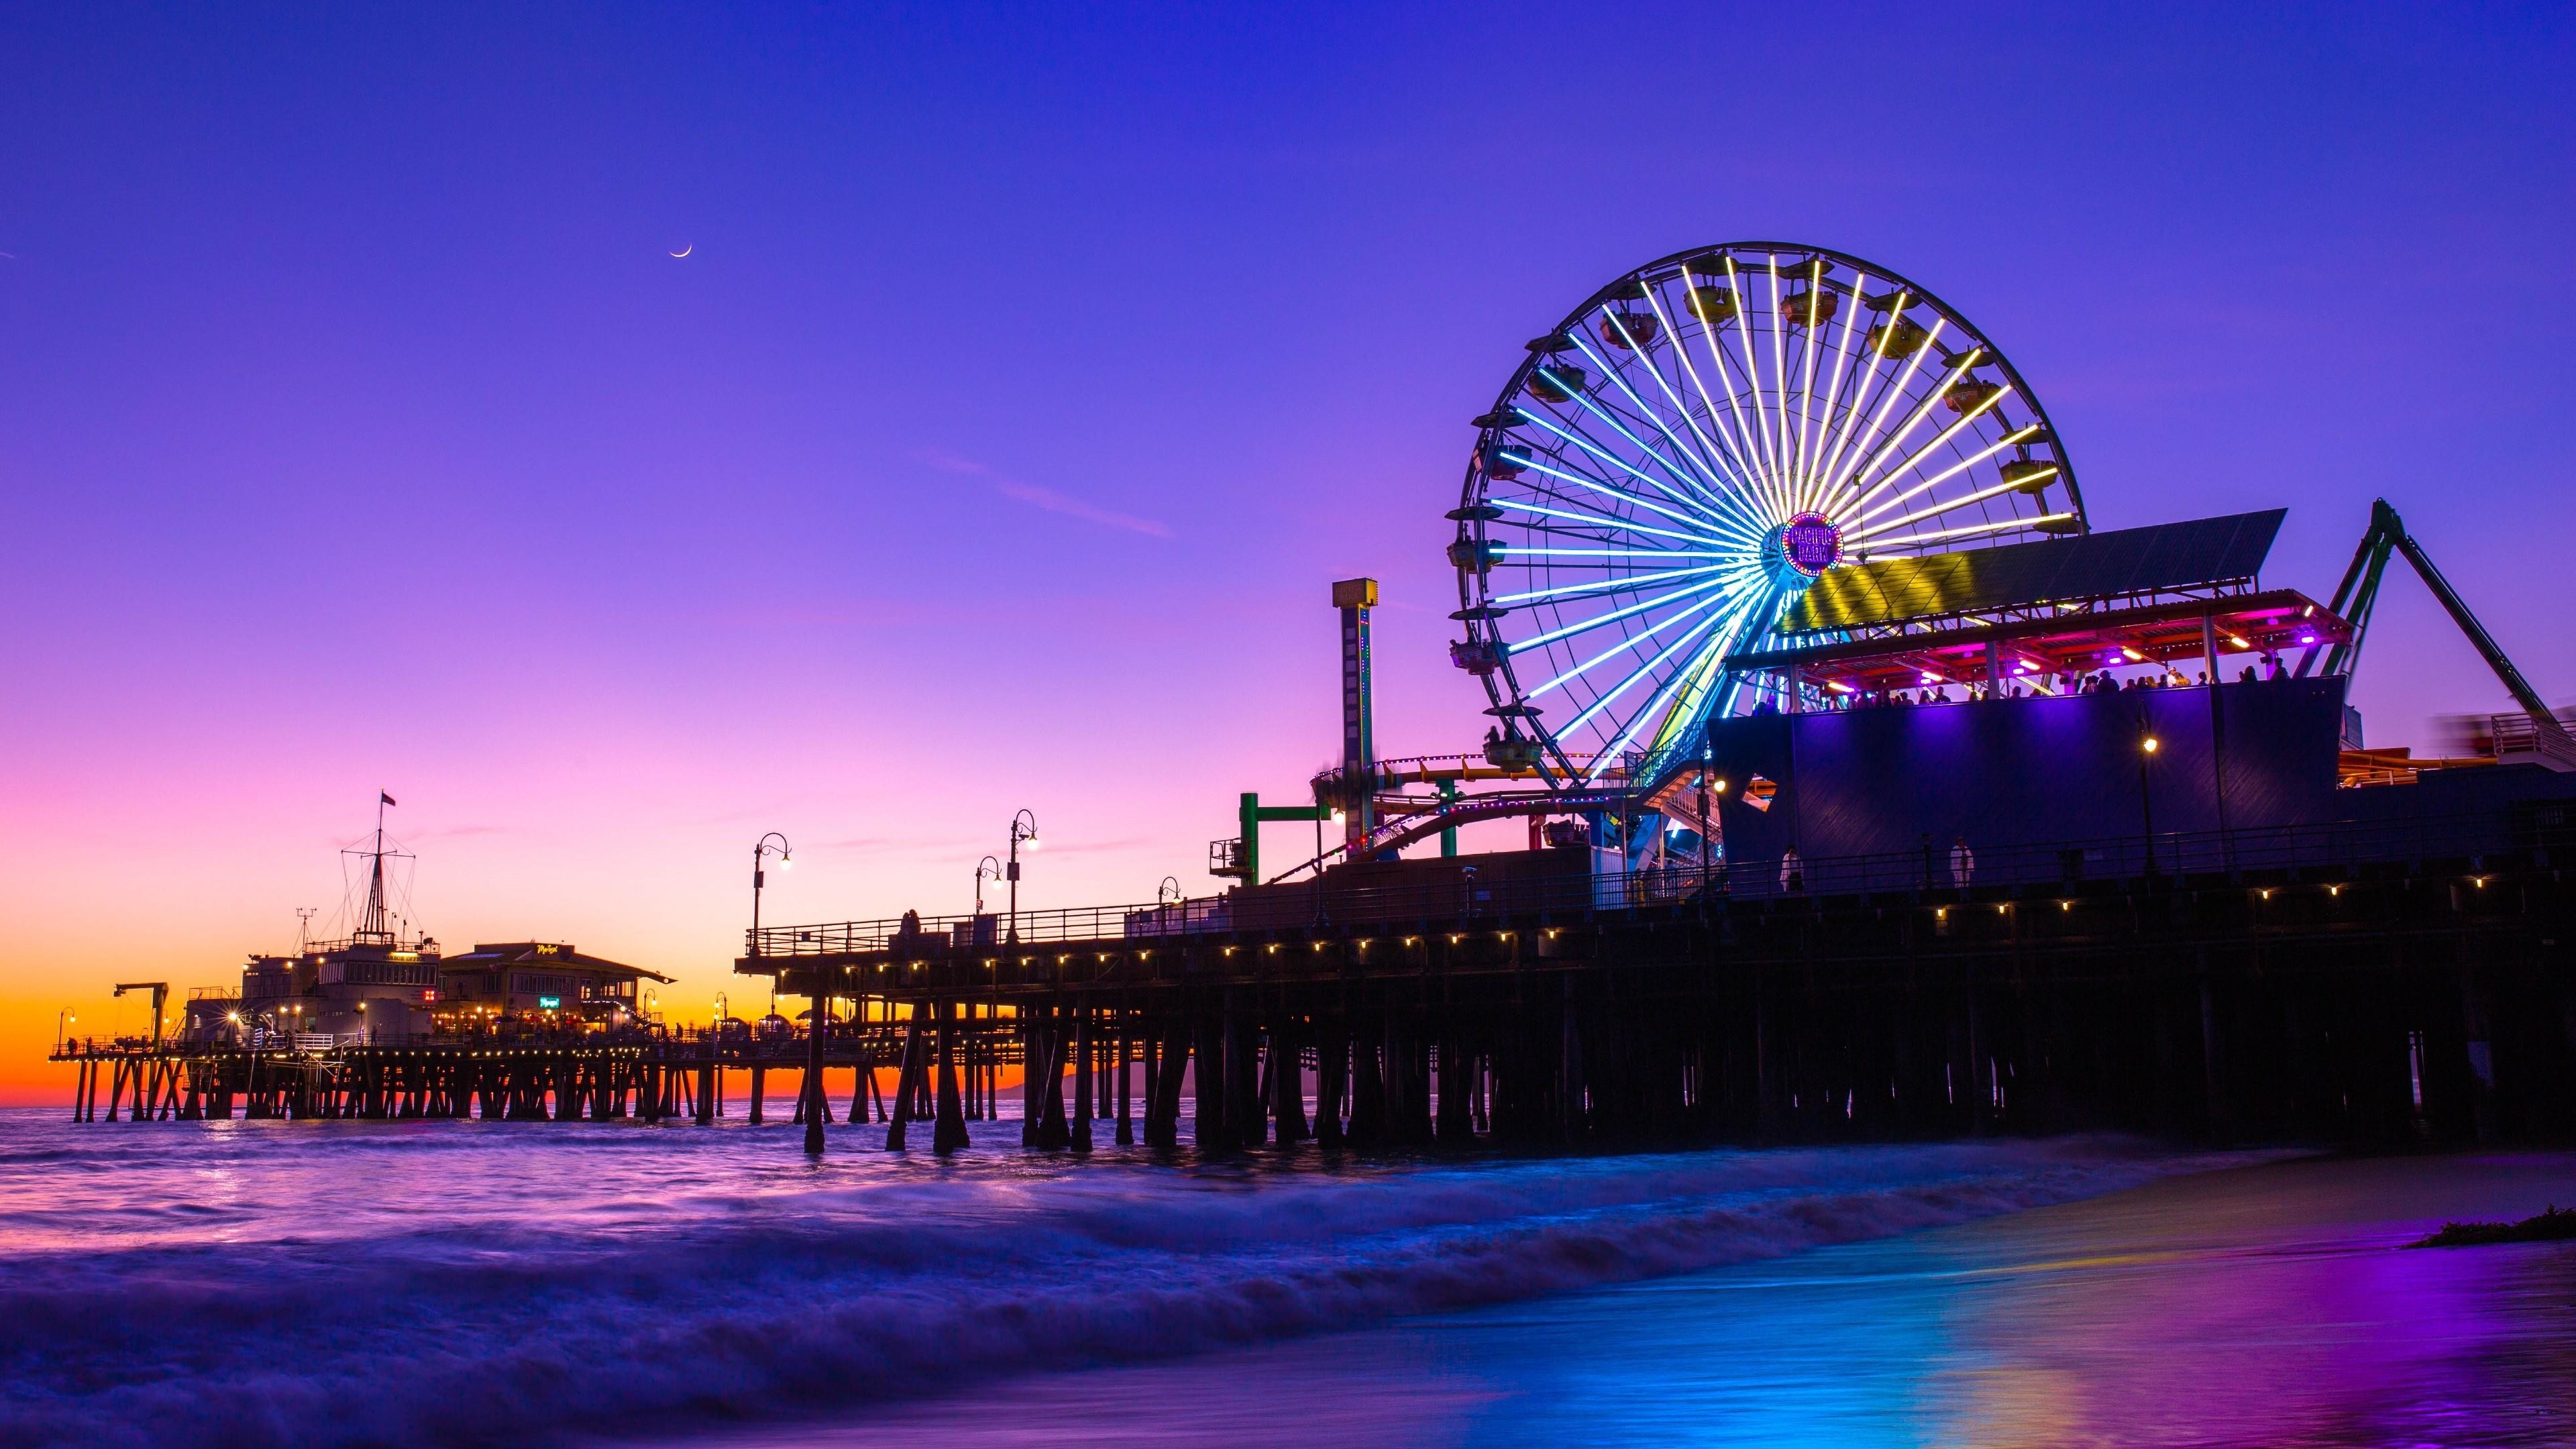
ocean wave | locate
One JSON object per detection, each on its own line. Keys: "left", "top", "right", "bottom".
{"left": 0, "top": 1130, "right": 2224, "bottom": 1448}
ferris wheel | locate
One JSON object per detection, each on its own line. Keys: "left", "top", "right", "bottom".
{"left": 1450, "top": 242, "right": 2088, "bottom": 784}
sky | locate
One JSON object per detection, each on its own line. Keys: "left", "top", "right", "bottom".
{"left": 3, "top": 3, "right": 2571, "bottom": 1099}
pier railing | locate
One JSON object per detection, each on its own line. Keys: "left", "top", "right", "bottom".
{"left": 49, "top": 1019, "right": 931, "bottom": 1065}
{"left": 747, "top": 803, "right": 2566, "bottom": 959}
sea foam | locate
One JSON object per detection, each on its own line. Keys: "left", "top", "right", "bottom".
{"left": 0, "top": 1114, "right": 2216, "bottom": 1448}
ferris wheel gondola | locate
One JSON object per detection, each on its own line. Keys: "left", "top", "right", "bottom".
{"left": 1451, "top": 243, "right": 2088, "bottom": 786}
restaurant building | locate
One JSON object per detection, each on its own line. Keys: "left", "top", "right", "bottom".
{"left": 433, "top": 941, "right": 669, "bottom": 1028}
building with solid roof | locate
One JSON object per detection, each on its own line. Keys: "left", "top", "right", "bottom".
{"left": 433, "top": 942, "right": 670, "bottom": 1028}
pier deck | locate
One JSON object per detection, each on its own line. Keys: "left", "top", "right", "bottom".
{"left": 726, "top": 807, "right": 2576, "bottom": 1154}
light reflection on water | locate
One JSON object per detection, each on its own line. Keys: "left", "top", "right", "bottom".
{"left": 692, "top": 1155, "right": 2576, "bottom": 1449}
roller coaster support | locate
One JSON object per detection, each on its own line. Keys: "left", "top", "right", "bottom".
{"left": 1212, "top": 792, "right": 1336, "bottom": 885}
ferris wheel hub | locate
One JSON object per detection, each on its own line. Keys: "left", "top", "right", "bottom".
{"left": 1770, "top": 512, "right": 1844, "bottom": 580}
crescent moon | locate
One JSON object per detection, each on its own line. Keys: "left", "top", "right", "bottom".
{"left": 669, "top": 244, "right": 692, "bottom": 258}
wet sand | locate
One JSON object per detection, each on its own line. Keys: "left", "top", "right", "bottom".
{"left": 690, "top": 1152, "right": 2576, "bottom": 1448}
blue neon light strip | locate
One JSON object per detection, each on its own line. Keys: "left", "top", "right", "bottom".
{"left": 1525, "top": 589, "right": 1738, "bottom": 698}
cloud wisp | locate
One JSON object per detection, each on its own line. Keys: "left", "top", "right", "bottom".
{"left": 916, "top": 447, "right": 1173, "bottom": 539}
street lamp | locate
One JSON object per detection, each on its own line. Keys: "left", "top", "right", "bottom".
{"left": 747, "top": 831, "right": 827, "bottom": 1153}
{"left": 975, "top": 855, "right": 1004, "bottom": 916}
{"left": 1695, "top": 772, "right": 1716, "bottom": 898}
{"left": 56, "top": 1010, "right": 74, "bottom": 1050}
{"left": 1007, "top": 810, "right": 1040, "bottom": 944}
{"left": 2137, "top": 728, "right": 2162, "bottom": 877}
{"left": 750, "top": 833, "right": 794, "bottom": 956}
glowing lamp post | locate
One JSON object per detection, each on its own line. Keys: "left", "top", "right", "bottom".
{"left": 1698, "top": 775, "right": 1727, "bottom": 897}
{"left": 748, "top": 832, "right": 825, "bottom": 1153}
{"left": 751, "top": 833, "right": 793, "bottom": 947}
{"left": 2137, "top": 731, "right": 2162, "bottom": 876}
{"left": 1008, "top": 810, "right": 1040, "bottom": 945}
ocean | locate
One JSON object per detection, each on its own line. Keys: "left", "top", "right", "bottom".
{"left": 2, "top": 1110, "right": 2567, "bottom": 1448}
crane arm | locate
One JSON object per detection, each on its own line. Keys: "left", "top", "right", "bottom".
{"left": 112, "top": 982, "right": 171, "bottom": 1047}
{"left": 2302, "top": 499, "right": 2397, "bottom": 680}
{"left": 2390, "top": 527, "right": 2556, "bottom": 723}
{"left": 2308, "top": 498, "right": 2567, "bottom": 757}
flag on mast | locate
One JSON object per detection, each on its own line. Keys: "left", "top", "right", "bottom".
{"left": 380, "top": 792, "right": 396, "bottom": 807}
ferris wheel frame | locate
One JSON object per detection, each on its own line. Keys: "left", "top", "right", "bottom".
{"left": 1452, "top": 241, "right": 2089, "bottom": 787}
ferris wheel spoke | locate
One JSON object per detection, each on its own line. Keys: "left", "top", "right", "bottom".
{"left": 1807, "top": 286, "right": 1902, "bottom": 506}
{"left": 1822, "top": 345, "right": 1984, "bottom": 515}
{"left": 1719, "top": 257, "right": 1792, "bottom": 516}
{"left": 1514, "top": 407, "right": 1762, "bottom": 541}
{"left": 1646, "top": 602, "right": 1762, "bottom": 755}
{"left": 1842, "top": 376, "right": 2015, "bottom": 517}
{"left": 1580, "top": 594, "right": 1768, "bottom": 781}
{"left": 1502, "top": 545, "right": 1737, "bottom": 559}
{"left": 1525, "top": 589, "right": 1737, "bottom": 698}
{"left": 1711, "top": 298, "right": 1794, "bottom": 521}
{"left": 1493, "top": 559, "right": 1738, "bottom": 606}
{"left": 1579, "top": 314, "right": 1728, "bottom": 492}
{"left": 1815, "top": 306, "right": 1945, "bottom": 511}
{"left": 1847, "top": 470, "right": 2050, "bottom": 544}
{"left": 1764, "top": 258, "right": 1795, "bottom": 506}
{"left": 1503, "top": 518, "right": 1679, "bottom": 551}
{"left": 1560, "top": 336, "right": 1761, "bottom": 529}
{"left": 1525, "top": 384, "right": 1737, "bottom": 530}
{"left": 1504, "top": 441, "right": 1752, "bottom": 541}
{"left": 1698, "top": 331, "right": 1796, "bottom": 528}
{"left": 1640, "top": 282, "right": 1767, "bottom": 504}
{"left": 1849, "top": 423, "right": 2043, "bottom": 529}
{"left": 1787, "top": 259, "right": 1828, "bottom": 505}
{"left": 1587, "top": 306, "right": 1768, "bottom": 523}
{"left": 1507, "top": 414, "right": 1714, "bottom": 525}
{"left": 1556, "top": 604, "right": 1735, "bottom": 739}
{"left": 1493, "top": 498, "right": 1749, "bottom": 549}
{"left": 1690, "top": 266, "right": 1788, "bottom": 518}
{"left": 1816, "top": 313, "right": 1945, "bottom": 507}
{"left": 1863, "top": 512, "right": 2076, "bottom": 553}
{"left": 1797, "top": 271, "right": 1871, "bottom": 515}
{"left": 1496, "top": 474, "right": 1644, "bottom": 533}
{"left": 1509, "top": 572, "right": 1744, "bottom": 654}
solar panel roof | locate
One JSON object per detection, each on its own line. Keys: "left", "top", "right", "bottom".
{"left": 1784, "top": 509, "right": 2286, "bottom": 633}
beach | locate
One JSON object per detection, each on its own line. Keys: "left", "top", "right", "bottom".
{"left": 3, "top": 1110, "right": 2567, "bottom": 1446}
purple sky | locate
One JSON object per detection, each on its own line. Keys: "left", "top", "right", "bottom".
{"left": 2, "top": 4, "right": 2570, "bottom": 1077}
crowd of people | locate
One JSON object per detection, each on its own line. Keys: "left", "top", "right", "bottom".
{"left": 1756, "top": 654, "right": 2290, "bottom": 712}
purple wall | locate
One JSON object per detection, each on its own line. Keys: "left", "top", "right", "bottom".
{"left": 1704, "top": 678, "right": 2348, "bottom": 867}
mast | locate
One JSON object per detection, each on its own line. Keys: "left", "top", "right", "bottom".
{"left": 358, "top": 791, "right": 394, "bottom": 944}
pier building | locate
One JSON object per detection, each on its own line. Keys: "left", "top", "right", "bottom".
{"left": 433, "top": 942, "right": 670, "bottom": 1028}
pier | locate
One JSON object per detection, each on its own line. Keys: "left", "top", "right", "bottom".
{"left": 728, "top": 807, "right": 2575, "bottom": 1155}
{"left": 40, "top": 245, "right": 2576, "bottom": 1164}
{"left": 49, "top": 805, "right": 2576, "bottom": 1152}
{"left": 49, "top": 1024, "right": 1010, "bottom": 1130}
